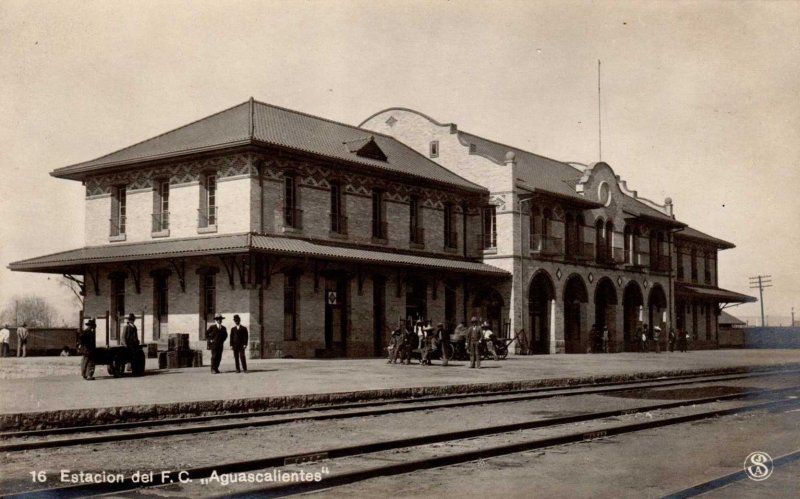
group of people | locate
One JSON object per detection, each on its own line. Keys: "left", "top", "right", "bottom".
{"left": 387, "top": 316, "right": 498, "bottom": 369}
{"left": 0, "top": 323, "right": 29, "bottom": 358}
{"left": 206, "top": 314, "right": 249, "bottom": 374}
{"left": 635, "top": 323, "right": 692, "bottom": 353}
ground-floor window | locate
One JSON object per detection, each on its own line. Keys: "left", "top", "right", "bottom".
{"left": 200, "top": 273, "right": 215, "bottom": 340}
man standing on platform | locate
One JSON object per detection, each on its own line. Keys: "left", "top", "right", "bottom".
{"left": 0, "top": 324, "right": 10, "bottom": 357}
{"left": 230, "top": 314, "right": 248, "bottom": 373}
{"left": 467, "top": 316, "right": 483, "bottom": 369}
{"left": 123, "top": 313, "right": 139, "bottom": 349}
{"left": 16, "top": 323, "right": 29, "bottom": 358}
{"left": 207, "top": 314, "right": 227, "bottom": 374}
{"left": 436, "top": 322, "right": 449, "bottom": 366}
{"left": 79, "top": 319, "right": 96, "bottom": 380}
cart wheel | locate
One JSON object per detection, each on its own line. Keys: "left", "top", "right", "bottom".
{"left": 132, "top": 351, "right": 145, "bottom": 376}
{"left": 107, "top": 365, "right": 116, "bottom": 376}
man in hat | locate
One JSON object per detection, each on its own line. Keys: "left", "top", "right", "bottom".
{"left": 467, "top": 316, "right": 483, "bottom": 369}
{"left": 206, "top": 314, "right": 227, "bottom": 373}
{"left": 79, "top": 319, "right": 97, "bottom": 380}
{"left": 420, "top": 325, "right": 437, "bottom": 366}
{"left": 230, "top": 314, "right": 248, "bottom": 373}
{"left": 387, "top": 319, "right": 407, "bottom": 364}
{"left": 123, "top": 313, "right": 139, "bottom": 349}
{"left": 16, "top": 322, "right": 29, "bottom": 358}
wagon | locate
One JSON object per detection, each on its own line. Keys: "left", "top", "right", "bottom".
{"left": 92, "top": 346, "right": 146, "bottom": 377}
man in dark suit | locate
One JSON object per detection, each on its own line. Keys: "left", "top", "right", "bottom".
{"left": 206, "top": 314, "right": 227, "bottom": 374}
{"left": 467, "top": 316, "right": 483, "bottom": 369}
{"left": 230, "top": 314, "right": 248, "bottom": 373}
{"left": 79, "top": 319, "right": 97, "bottom": 380}
{"left": 123, "top": 313, "right": 139, "bottom": 348}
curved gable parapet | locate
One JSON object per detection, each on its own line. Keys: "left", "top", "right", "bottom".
{"left": 575, "top": 161, "right": 613, "bottom": 194}
{"left": 359, "top": 107, "right": 457, "bottom": 131}
{"left": 576, "top": 161, "right": 673, "bottom": 217}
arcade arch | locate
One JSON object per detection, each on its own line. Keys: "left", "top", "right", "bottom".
{"left": 528, "top": 271, "right": 555, "bottom": 354}
{"left": 563, "top": 274, "right": 589, "bottom": 353}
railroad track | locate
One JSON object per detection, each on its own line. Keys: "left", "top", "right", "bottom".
{"left": 5, "top": 384, "right": 800, "bottom": 498}
{"left": 2, "top": 369, "right": 798, "bottom": 452}
{"left": 8, "top": 367, "right": 795, "bottom": 439}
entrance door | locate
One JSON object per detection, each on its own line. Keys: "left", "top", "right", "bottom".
{"left": 373, "top": 277, "right": 386, "bottom": 356}
{"left": 324, "top": 277, "right": 347, "bottom": 355}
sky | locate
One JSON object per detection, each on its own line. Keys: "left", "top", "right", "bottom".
{"left": 1, "top": 0, "right": 798, "bottom": 327}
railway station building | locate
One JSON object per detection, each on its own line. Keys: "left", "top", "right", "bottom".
{"left": 9, "top": 99, "right": 754, "bottom": 357}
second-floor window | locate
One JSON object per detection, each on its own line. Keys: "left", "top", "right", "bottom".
{"left": 110, "top": 185, "right": 127, "bottom": 237}
{"left": 595, "top": 219, "right": 605, "bottom": 263}
{"left": 409, "top": 196, "right": 423, "bottom": 244}
{"left": 153, "top": 180, "right": 170, "bottom": 232}
{"left": 691, "top": 248, "right": 698, "bottom": 282}
{"left": 482, "top": 206, "right": 497, "bottom": 249}
{"left": 372, "top": 190, "right": 386, "bottom": 239}
{"left": 677, "top": 246, "right": 685, "bottom": 279}
{"left": 284, "top": 174, "right": 301, "bottom": 229}
{"left": 444, "top": 203, "right": 457, "bottom": 249}
{"left": 330, "top": 183, "right": 345, "bottom": 234}
{"left": 199, "top": 173, "right": 217, "bottom": 228}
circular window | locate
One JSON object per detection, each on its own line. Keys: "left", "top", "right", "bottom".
{"left": 598, "top": 182, "right": 611, "bottom": 206}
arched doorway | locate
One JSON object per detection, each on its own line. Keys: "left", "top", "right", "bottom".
{"left": 529, "top": 271, "right": 555, "bottom": 354}
{"left": 472, "top": 287, "right": 504, "bottom": 336}
{"left": 648, "top": 284, "right": 668, "bottom": 333}
{"left": 563, "top": 275, "right": 589, "bottom": 353}
{"left": 594, "top": 277, "right": 618, "bottom": 351}
{"left": 623, "top": 282, "right": 644, "bottom": 351}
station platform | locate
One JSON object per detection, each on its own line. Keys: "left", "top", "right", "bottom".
{"left": 2, "top": 349, "right": 800, "bottom": 430}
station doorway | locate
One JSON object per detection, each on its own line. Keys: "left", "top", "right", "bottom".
{"left": 563, "top": 275, "right": 588, "bottom": 353}
{"left": 529, "top": 272, "right": 555, "bottom": 354}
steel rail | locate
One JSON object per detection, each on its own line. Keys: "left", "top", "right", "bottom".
{"left": 2, "top": 370, "right": 798, "bottom": 452}
{"left": 662, "top": 448, "right": 800, "bottom": 498}
{"left": 228, "top": 397, "right": 800, "bottom": 498}
{"left": 6, "top": 386, "right": 799, "bottom": 499}
{"left": 3, "top": 367, "right": 798, "bottom": 442}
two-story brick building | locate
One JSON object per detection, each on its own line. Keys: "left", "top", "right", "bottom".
{"left": 9, "top": 99, "right": 753, "bottom": 357}
{"left": 9, "top": 99, "right": 509, "bottom": 358}
{"left": 360, "top": 108, "right": 754, "bottom": 353}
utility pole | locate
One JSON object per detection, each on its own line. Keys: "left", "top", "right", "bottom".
{"left": 749, "top": 275, "right": 772, "bottom": 327}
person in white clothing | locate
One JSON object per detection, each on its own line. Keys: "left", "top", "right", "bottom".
{"left": 0, "top": 325, "right": 10, "bottom": 357}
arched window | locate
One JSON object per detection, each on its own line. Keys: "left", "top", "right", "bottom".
{"left": 605, "top": 221, "right": 614, "bottom": 262}
{"left": 595, "top": 219, "right": 605, "bottom": 263}
{"left": 565, "top": 213, "right": 576, "bottom": 256}
{"left": 576, "top": 215, "right": 585, "bottom": 257}
{"left": 624, "top": 225, "right": 632, "bottom": 264}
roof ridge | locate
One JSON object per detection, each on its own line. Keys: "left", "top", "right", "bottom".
{"left": 458, "top": 129, "right": 574, "bottom": 169}
{"left": 59, "top": 101, "right": 251, "bottom": 171}
{"left": 252, "top": 99, "right": 406, "bottom": 143}
{"left": 252, "top": 100, "right": 486, "bottom": 192}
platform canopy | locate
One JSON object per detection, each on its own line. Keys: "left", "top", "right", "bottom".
{"left": 676, "top": 283, "right": 756, "bottom": 305}
{"left": 8, "top": 233, "right": 510, "bottom": 277}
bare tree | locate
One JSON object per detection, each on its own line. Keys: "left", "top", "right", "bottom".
{"left": 59, "top": 275, "right": 85, "bottom": 308}
{"left": 0, "top": 295, "right": 59, "bottom": 327}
